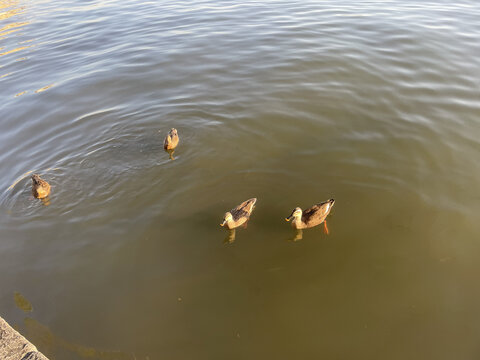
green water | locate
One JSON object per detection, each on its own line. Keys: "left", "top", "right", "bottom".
{"left": 1, "top": 0, "right": 480, "bottom": 359}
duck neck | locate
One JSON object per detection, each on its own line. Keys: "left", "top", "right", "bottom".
{"left": 226, "top": 219, "right": 235, "bottom": 229}
{"left": 292, "top": 216, "right": 305, "bottom": 229}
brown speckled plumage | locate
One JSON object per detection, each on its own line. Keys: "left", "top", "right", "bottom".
{"left": 31, "top": 174, "right": 51, "bottom": 199}
{"left": 221, "top": 198, "right": 257, "bottom": 229}
{"left": 286, "top": 199, "right": 334, "bottom": 229}
{"left": 164, "top": 128, "right": 179, "bottom": 150}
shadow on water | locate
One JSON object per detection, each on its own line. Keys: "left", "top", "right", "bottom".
{"left": 14, "top": 291, "right": 33, "bottom": 313}
{"left": 12, "top": 292, "right": 144, "bottom": 360}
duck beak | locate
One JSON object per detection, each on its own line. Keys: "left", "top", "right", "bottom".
{"left": 285, "top": 216, "right": 292, "bottom": 222}
{"left": 220, "top": 220, "right": 226, "bottom": 227}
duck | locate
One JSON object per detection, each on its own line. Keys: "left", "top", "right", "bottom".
{"left": 31, "top": 174, "right": 51, "bottom": 199}
{"left": 285, "top": 199, "right": 335, "bottom": 233}
{"left": 163, "top": 128, "right": 179, "bottom": 150}
{"left": 220, "top": 198, "right": 257, "bottom": 229}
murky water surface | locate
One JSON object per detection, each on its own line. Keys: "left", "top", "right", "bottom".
{"left": 1, "top": 1, "right": 480, "bottom": 359}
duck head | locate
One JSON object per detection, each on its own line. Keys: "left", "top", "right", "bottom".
{"left": 285, "top": 207, "right": 302, "bottom": 222}
{"left": 31, "top": 174, "right": 42, "bottom": 185}
{"left": 220, "top": 212, "right": 233, "bottom": 227}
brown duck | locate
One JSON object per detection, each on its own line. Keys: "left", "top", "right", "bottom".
{"left": 31, "top": 174, "right": 51, "bottom": 199}
{"left": 285, "top": 199, "right": 335, "bottom": 233}
{"left": 163, "top": 128, "right": 179, "bottom": 150}
{"left": 220, "top": 198, "right": 257, "bottom": 229}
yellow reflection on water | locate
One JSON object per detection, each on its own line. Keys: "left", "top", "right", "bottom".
{"left": 0, "top": 27, "right": 20, "bottom": 37}
{"left": 8, "top": 169, "right": 34, "bottom": 190}
{"left": 0, "top": 0, "right": 32, "bottom": 88}
{"left": 224, "top": 229, "right": 236, "bottom": 243}
{"left": 0, "top": 14, "right": 28, "bottom": 33}
{"left": 0, "top": 45, "right": 30, "bottom": 56}
{"left": 0, "top": 1, "right": 54, "bottom": 96}
{"left": 0, "top": 6, "right": 24, "bottom": 21}
{"left": 35, "top": 84, "right": 54, "bottom": 93}
{"left": 0, "top": 21, "right": 28, "bottom": 35}
{"left": 7, "top": 167, "right": 58, "bottom": 191}
{"left": 289, "top": 229, "right": 303, "bottom": 241}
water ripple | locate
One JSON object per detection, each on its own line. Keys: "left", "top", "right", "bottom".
{"left": 1, "top": 0, "right": 480, "bottom": 357}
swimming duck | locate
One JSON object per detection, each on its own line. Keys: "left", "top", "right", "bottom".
{"left": 163, "top": 128, "right": 179, "bottom": 150}
{"left": 31, "top": 174, "right": 51, "bottom": 199}
{"left": 285, "top": 199, "right": 335, "bottom": 232}
{"left": 220, "top": 198, "right": 257, "bottom": 229}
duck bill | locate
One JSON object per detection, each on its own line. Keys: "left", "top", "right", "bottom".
{"left": 285, "top": 216, "right": 293, "bottom": 222}
{"left": 220, "top": 220, "right": 226, "bottom": 227}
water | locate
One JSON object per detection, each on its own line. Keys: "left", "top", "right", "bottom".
{"left": 1, "top": 0, "right": 480, "bottom": 358}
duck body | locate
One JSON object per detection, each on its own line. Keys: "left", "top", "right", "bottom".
{"left": 164, "top": 128, "right": 179, "bottom": 150}
{"left": 31, "top": 174, "right": 51, "bottom": 199}
{"left": 221, "top": 198, "right": 257, "bottom": 229}
{"left": 286, "top": 199, "right": 334, "bottom": 229}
